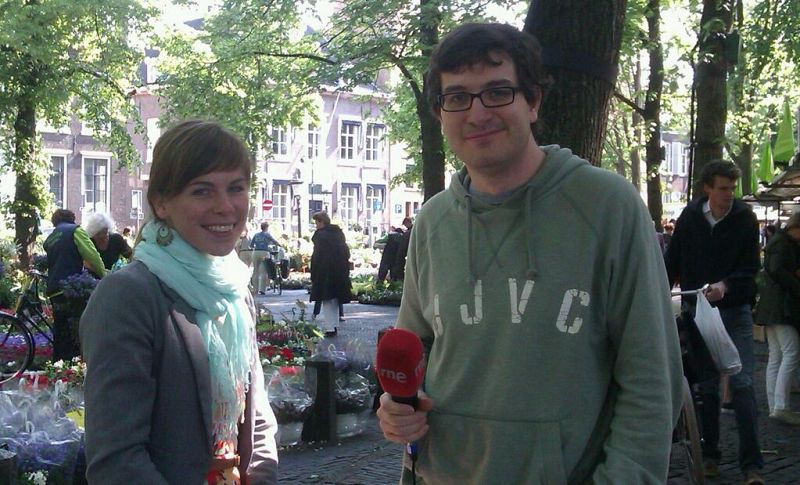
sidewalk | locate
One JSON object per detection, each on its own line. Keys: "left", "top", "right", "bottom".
{"left": 261, "top": 291, "right": 800, "bottom": 484}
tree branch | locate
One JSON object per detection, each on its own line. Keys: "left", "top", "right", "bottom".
{"left": 72, "top": 64, "right": 129, "bottom": 97}
{"left": 614, "top": 90, "right": 646, "bottom": 117}
{"left": 235, "top": 50, "right": 336, "bottom": 65}
{"left": 389, "top": 53, "right": 421, "bottom": 100}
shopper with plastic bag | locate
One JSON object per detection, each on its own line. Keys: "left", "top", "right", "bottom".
{"left": 665, "top": 159, "right": 763, "bottom": 483}
{"left": 694, "top": 290, "right": 742, "bottom": 376}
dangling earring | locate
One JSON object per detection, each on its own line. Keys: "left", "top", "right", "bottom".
{"left": 156, "top": 223, "right": 174, "bottom": 247}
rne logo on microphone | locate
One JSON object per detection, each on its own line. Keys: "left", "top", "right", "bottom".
{"left": 379, "top": 367, "right": 407, "bottom": 383}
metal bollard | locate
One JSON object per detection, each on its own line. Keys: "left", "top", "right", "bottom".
{"left": 302, "top": 358, "right": 337, "bottom": 443}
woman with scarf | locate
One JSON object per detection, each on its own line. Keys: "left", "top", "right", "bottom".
{"left": 80, "top": 120, "right": 278, "bottom": 484}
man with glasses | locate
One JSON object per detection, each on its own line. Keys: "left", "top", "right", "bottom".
{"left": 376, "top": 23, "right": 682, "bottom": 483}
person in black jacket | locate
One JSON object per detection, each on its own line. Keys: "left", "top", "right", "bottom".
{"left": 664, "top": 160, "right": 764, "bottom": 484}
{"left": 376, "top": 227, "right": 404, "bottom": 282}
{"left": 393, "top": 216, "right": 413, "bottom": 281}
{"left": 310, "top": 211, "right": 351, "bottom": 336}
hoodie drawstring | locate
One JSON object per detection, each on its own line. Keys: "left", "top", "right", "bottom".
{"left": 463, "top": 188, "right": 539, "bottom": 284}
{"left": 524, "top": 186, "right": 539, "bottom": 280}
{"left": 465, "top": 193, "right": 477, "bottom": 285}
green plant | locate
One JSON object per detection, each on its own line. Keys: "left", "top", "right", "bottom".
{"left": 282, "top": 272, "right": 311, "bottom": 290}
{"left": 353, "top": 279, "right": 403, "bottom": 306}
{"left": 0, "top": 275, "right": 15, "bottom": 309}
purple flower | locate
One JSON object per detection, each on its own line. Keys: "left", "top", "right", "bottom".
{"left": 59, "top": 271, "right": 99, "bottom": 301}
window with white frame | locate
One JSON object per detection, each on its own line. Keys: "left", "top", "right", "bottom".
{"left": 49, "top": 155, "right": 66, "bottom": 208}
{"left": 271, "top": 183, "right": 290, "bottom": 226}
{"left": 145, "top": 56, "right": 160, "bottom": 84}
{"left": 340, "top": 185, "right": 359, "bottom": 226}
{"left": 366, "top": 185, "right": 385, "bottom": 232}
{"left": 307, "top": 124, "right": 320, "bottom": 159}
{"left": 340, "top": 121, "right": 361, "bottom": 160}
{"left": 83, "top": 157, "right": 109, "bottom": 213}
{"left": 673, "top": 143, "right": 687, "bottom": 175}
{"left": 661, "top": 142, "right": 672, "bottom": 173}
{"left": 365, "top": 123, "right": 385, "bottom": 162}
{"left": 270, "top": 127, "right": 288, "bottom": 156}
{"left": 146, "top": 118, "right": 161, "bottom": 164}
{"left": 131, "top": 190, "right": 143, "bottom": 219}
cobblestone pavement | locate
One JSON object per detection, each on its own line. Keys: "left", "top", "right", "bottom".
{"left": 259, "top": 291, "right": 800, "bottom": 484}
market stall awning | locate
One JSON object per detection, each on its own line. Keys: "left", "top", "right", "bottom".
{"left": 744, "top": 166, "right": 800, "bottom": 203}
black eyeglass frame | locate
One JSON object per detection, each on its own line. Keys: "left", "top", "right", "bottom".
{"left": 437, "top": 86, "right": 523, "bottom": 112}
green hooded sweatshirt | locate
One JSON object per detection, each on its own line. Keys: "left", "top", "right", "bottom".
{"left": 396, "top": 145, "right": 683, "bottom": 484}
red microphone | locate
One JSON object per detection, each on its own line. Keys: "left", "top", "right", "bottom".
{"left": 376, "top": 328, "right": 425, "bottom": 409}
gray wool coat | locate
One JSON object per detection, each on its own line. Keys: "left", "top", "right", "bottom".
{"left": 79, "top": 261, "right": 278, "bottom": 484}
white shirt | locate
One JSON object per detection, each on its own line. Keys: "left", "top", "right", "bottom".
{"left": 703, "top": 201, "right": 732, "bottom": 228}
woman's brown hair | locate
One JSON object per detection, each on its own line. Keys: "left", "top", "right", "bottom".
{"left": 147, "top": 119, "right": 252, "bottom": 216}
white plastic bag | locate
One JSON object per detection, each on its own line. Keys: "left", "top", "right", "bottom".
{"left": 694, "top": 292, "right": 742, "bottom": 376}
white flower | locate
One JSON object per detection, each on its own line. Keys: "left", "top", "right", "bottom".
{"left": 27, "top": 470, "right": 48, "bottom": 485}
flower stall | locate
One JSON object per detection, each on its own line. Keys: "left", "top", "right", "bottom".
{"left": 0, "top": 358, "right": 86, "bottom": 484}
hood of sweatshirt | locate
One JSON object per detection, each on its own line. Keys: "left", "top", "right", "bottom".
{"left": 447, "top": 144, "right": 589, "bottom": 284}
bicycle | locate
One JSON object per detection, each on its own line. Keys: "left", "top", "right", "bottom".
{"left": 0, "top": 270, "right": 54, "bottom": 385}
{"left": 670, "top": 286, "right": 709, "bottom": 485}
{"left": 266, "top": 245, "right": 285, "bottom": 296}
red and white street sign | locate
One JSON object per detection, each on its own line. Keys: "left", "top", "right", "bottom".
{"left": 262, "top": 199, "right": 273, "bottom": 211}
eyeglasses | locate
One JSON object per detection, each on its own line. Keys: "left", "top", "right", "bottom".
{"left": 438, "top": 86, "right": 521, "bottom": 112}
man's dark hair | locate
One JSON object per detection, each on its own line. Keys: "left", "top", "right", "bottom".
{"left": 51, "top": 209, "right": 76, "bottom": 225}
{"left": 261, "top": 222, "right": 269, "bottom": 231}
{"left": 700, "top": 159, "right": 741, "bottom": 186}
{"left": 426, "top": 23, "right": 552, "bottom": 121}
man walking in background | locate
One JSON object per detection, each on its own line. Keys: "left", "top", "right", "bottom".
{"left": 393, "top": 217, "right": 413, "bottom": 280}
{"left": 250, "top": 221, "right": 281, "bottom": 294}
{"left": 665, "top": 159, "right": 764, "bottom": 484}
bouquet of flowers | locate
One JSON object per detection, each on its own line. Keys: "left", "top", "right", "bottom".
{"left": 41, "top": 358, "right": 86, "bottom": 411}
{"left": 0, "top": 390, "right": 83, "bottom": 484}
{"left": 311, "top": 341, "right": 374, "bottom": 415}
{"left": 56, "top": 271, "right": 99, "bottom": 333}
{"left": 259, "top": 344, "right": 298, "bottom": 365}
{"left": 266, "top": 366, "right": 313, "bottom": 425}
{"left": 42, "top": 358, "right": 85, "bottom": 388}
{"left": 59, "top": 271, "right": 98, "bottom": 304}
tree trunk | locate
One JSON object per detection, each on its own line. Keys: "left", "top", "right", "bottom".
{"left": 731, "top": 142, "right": 754, "bottom": 192}
{"left": 631, "top": 56, "right": 643, "bottom": 193}
{"left": 524, "top": 0, "right": 627, "bottom": 165}
{"left": 418, "top": 0, "right": 445, "bottom": 202}
{"left": 644, "top": 0, "right": 664, "bottom": 229}
{"left": 692, "top": 0, "right": 734, "bottom": 198}
{"left": 13, "top": 96, "right": 41, "bottom": 269}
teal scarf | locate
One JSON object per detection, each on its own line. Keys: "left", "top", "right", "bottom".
{"left": 134, "top": 220, "right": 255, "bottom": 445}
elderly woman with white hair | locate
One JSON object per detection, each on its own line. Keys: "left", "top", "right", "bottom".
{"left": 84, "top": 212, "right": 133, "bottom": 270}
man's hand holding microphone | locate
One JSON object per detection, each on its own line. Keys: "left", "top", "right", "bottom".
{"left": 375, "top": 329, "right": 434, "bottom": 446}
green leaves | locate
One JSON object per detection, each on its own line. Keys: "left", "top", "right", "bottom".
{"left": 156, "top": 0, "right": 320, "bottom": 152}
{"left": 0, "top": 0, "right": 154, "bottom": 263}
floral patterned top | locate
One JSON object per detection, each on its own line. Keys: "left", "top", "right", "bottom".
{"left": 206, "top": 440, "right": 240, "bottom": 485}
